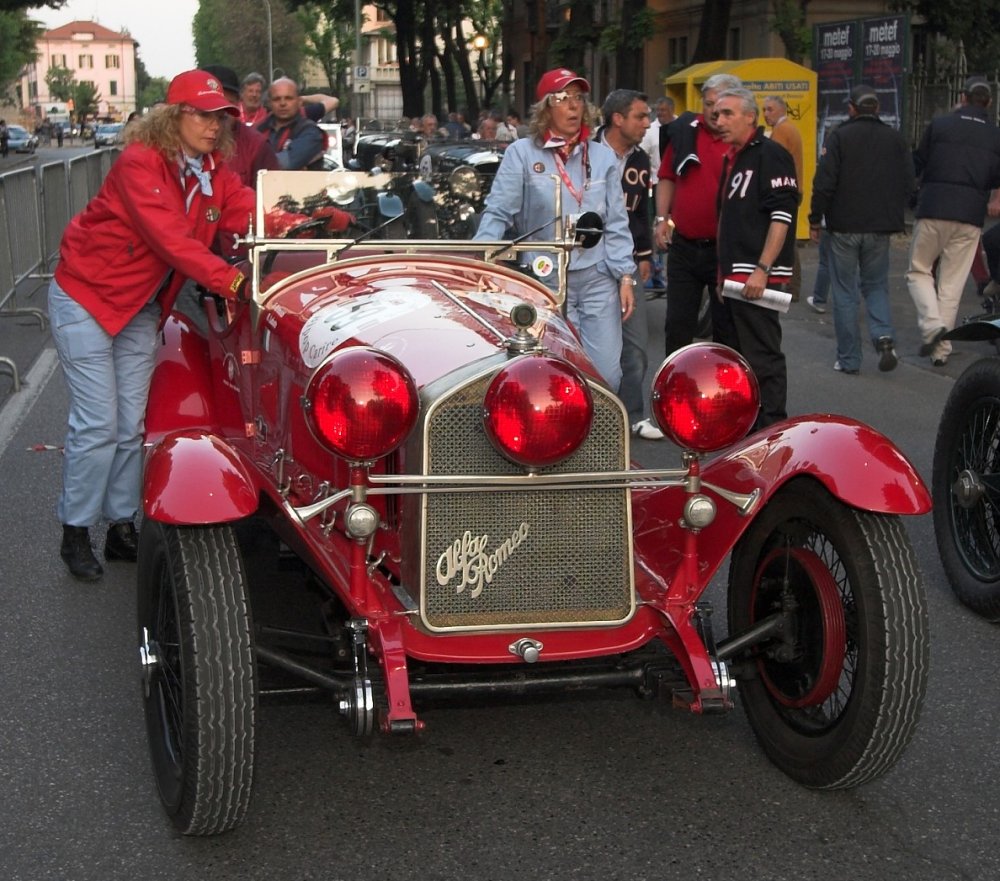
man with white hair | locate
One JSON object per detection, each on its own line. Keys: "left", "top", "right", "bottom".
{"left": 714, "top": 87, "right": 799, "bottom": 429}
{"left": 653, "top": 74, "right": 741, "bottom": 353}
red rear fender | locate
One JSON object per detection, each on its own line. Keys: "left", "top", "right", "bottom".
{"left": 143, "top": 431, "right": 259, "bottom": 524}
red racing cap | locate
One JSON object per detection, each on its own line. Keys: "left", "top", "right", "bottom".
{"left": 166, "top": 69, "right": 240, "bottom": 117}
{"left": 535, "top": 68, "right": 590, "bottom": 102}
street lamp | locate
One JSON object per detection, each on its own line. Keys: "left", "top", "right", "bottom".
{"left": 261, "top": 0, "right": 274, "bottom": 83}
{"left": 471, "top": 33, "right": 489, "bottom": 105}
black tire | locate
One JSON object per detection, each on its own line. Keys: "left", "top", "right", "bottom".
{"left": 137, "top": 521, "right": 257, "bottom": 835}
{"left": 932, "top": 356, "right": 1000, "bottom": 620}
{"left": 727, "top": 479, "right": 928, "bottom": 789}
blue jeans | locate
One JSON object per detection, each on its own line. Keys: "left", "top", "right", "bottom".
{"left": 828, "top": 232, "right": 895, "bottom": 372}
{"left": 565, "top": 263, "right": 623, "bottom": 392}
{"left": 812, "top": 229, "right": 832, "bottom": 304}
{"left": 49, "top": 281, "right": 160, "bottom": 526}
{"left": 619, "top": 281, "right": 649, "bottom": 424}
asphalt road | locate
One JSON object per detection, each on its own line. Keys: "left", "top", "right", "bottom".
{"left": 1, "top": 237, "right": 998, "bottom": 880}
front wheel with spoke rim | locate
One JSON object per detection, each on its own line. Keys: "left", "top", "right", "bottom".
{"left": 727, "top": 478, "right": 928, "bottom": 789}
{"left": 137, "top": 520, "right": 257, "bottom": 835}
{"left": 933, "top": 356, "right": 1000, "bottom": 620}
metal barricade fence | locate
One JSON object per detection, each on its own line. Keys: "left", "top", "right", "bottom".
{"left": 0, "top": 151, "right": 117, "bottom": 391}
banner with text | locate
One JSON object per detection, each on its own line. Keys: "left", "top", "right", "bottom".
{"left": 813, "top": 14, "right": 908, "bottom": 155}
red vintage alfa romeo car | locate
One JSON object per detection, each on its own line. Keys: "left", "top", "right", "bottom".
{"left": 138, "top": 170, "right": 930, "bottom": 835}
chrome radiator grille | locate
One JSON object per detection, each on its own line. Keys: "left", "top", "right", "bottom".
{"left": 416, "top": 371, "right": 634, "bottom": 632}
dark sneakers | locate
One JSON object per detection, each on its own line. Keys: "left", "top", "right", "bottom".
{"left": 60, "top": 526, "right": 103, "bottom": 581}
{"left": 876, "top": 336, "right": 898, "bottom": 372}
{"left": 104, "top": 521, "right": 139, "bottom": 562}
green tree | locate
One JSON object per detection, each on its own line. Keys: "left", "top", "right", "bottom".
{"left": 598, "top": 0, "right": 655, "bottom": 93}
{"left": 772, "top": 0, "right": 812, "bottom": 64}
{"left": 296, "top": 0, "right": 356, "bottom": 94}
{"left": 193, "top": 0, "right": 305, "bottom": 81}
{"left": 0, "top": 9, "right": 41, "bottom": 88}
{"left": 1, "top": 1, "right": 66, "bottom": 9}
{"left": 892, "top": 0, "right": 1000, "bottom": 71}
{"left": 139, "top": 76, "right": 169, "bottom": 109}
{"left": 71, "top": 79, "right": 101, "bottom": 123}
{"left": 45, "top": 63, "right": 74, "bottom": 100}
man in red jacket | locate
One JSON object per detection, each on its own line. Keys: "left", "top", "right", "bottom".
{"left": 49, "top": 69, "right": 256, "bottom": 581}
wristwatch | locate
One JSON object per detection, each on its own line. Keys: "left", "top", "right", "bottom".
{"left": 755, "top": 261, "right": 771, "bottom": 272}
{"left": 621, "top": 275, "right": 636, "bottom": 286}
{"left": 654, "top": 216, "right": 667, "bottom": 224}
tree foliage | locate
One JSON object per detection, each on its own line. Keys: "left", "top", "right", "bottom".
{"left": 193, "top": 0, "right": 306, "bottom": 82}
{"left": 892, "top": 0, "right": 1000, "bottom": 71}
{"left": 71, "top": 79, "right": 101, "bottom": 122}
{"left": 771, "top": 0, "right": 812, "bottom": 64}
{"left": 296, "top": 1, "right": 356, "bottom": 95}
{"left": 44, "top": 63, "right": 73, "bottom": 100}
{"left": 0, "top": 9, "right": 41, "bottom": 89}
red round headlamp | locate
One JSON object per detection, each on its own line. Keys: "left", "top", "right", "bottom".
{"left": 483, "top": 356, "right": 594, "bottom": 468}
{"left": 304, "top": 347, "right": 419, "bottom": 461}
{"left": 650, "top": 343, "right": 759, "bottom": 452}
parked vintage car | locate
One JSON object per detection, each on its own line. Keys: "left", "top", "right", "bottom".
{"left": 351, "top": 129, "right": 506, "bottom": 238}
{"left": 932, "top": 316, "right": 1000, "bottom": 620}
{"left": 138, "top": 169, "right": 931, "bottom": 835}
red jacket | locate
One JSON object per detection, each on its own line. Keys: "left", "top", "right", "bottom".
{"left": 55, "top": 143, "right": 256, "bottom": 335}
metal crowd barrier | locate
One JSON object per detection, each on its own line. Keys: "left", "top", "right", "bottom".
{"left": 0, "top": 149, "right": 117, "bottom": 391}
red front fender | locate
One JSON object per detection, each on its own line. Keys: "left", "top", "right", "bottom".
{"left": 703, "top": 415, "right": 930, "bottom": 515}
{"left": 632, "top": 415, "right": 929, "bottom": 586}
{"left": 142, "top": 431, "right": 259, "bottom": 524}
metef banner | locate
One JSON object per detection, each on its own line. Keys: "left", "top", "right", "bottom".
{"left": 814, "top": 20, "right": 858, "bottom": 155}
{"left": 861, "top": 15, "right": 908, "bottom": 129}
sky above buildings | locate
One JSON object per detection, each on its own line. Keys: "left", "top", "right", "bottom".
{"left": 33, "top": 0, "right": 198, "bottom": 80}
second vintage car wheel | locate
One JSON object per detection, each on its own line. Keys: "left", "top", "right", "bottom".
{"left": 137, "top": 521, "right": 257, "bottom": 835}
{"left": 932, "top": 356, "right": 1000, "bottom": 620}
{"left": 727, "top": 479, "right": 928, "bottom": 789}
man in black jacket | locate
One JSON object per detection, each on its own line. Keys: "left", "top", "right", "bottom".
{"left": 715, "top": 88, "right": 799, "bottom": 429}
{"left": 906, "top": 76, "right": 1000, "bottom": 365}
{"left": 597, "top": 89, "right": 662, "bottom": 439}
{"left": 808, "top": 85, "right": 914, "bottom": 374}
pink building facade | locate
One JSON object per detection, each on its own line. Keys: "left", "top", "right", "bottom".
{"left": 18, "top": 20, "right": 137, "bottom": 124}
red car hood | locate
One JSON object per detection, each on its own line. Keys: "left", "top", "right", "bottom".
{"left": 259, "top": 253, "right": 598, "bottom": 388}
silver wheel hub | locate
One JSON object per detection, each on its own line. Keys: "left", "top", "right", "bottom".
{"left": 954, "top": 469, "right": 985, "bottom": 509}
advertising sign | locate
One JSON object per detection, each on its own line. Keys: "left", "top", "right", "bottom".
{"left": 814, "top": 20, "right": 857, "bottom": 154}
{"left": 860, "top": 15, "right": 908, "bottom": 130}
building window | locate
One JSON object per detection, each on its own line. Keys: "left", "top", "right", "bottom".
{"left": 728, "top": 27, "right": 742, "bottom": 59}
{"left": 109, "top": 81, "right": 118, "bottom": 96}
{"left": 79, "top": 54, "right": 94, "bottom": 68}
{"left": 105, "top": 54, "right": 120, "bottom": 69}
{"left": 669, "top": 36, "right": 688, "bottom": 69}
{"left": 51, "top": 53, "right": 67, "bottom": 67}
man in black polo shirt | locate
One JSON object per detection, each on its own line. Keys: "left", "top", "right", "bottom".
{"left": 714, "top": 88, "right": 799, "bottom": 430}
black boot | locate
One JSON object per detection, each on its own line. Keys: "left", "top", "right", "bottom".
{"left": 61, "top": 526, "right": 104, "bottom": 581}
{"left": 105, "top": 521, "right": 139, "bottom": 562}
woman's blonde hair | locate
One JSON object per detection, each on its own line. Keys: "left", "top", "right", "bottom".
{"left": 527, "top": 94, "right": 595, "bottom": 142}
{"left": 123, "top": 104, "right": 235, "bottom": 160}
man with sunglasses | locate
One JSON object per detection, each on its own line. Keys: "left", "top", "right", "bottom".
{"left": 475, "top": 68, "right": 637, "bottom": 392}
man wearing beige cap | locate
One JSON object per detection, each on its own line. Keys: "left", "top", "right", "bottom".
{"left": 907, "top": 75, "right": 1000, "bottom": 365}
